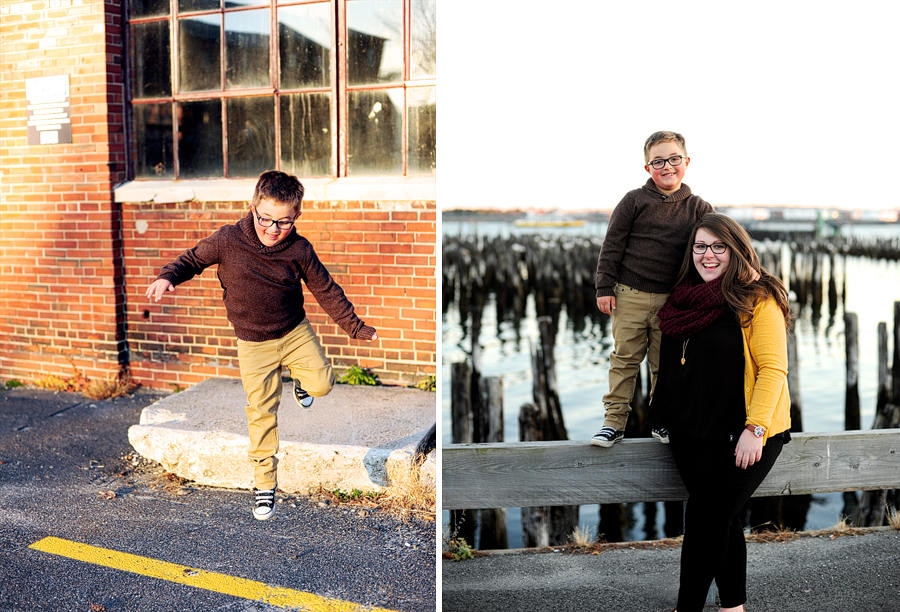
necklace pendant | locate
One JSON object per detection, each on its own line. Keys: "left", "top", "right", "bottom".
{"left": 680, "top": 357, "right": 685, "bottom": 365}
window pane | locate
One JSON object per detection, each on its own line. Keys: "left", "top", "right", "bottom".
{"left": 179, "top": 15, "right": 221, "bottom": 92}
{"left": 410, "top": 0, "right": 435, "bottom": 79}
{"left": 225, "top": 9, "right": 270, "bottom": 90}
{"left": 133, "top": 103, "right": 174, "bottom": 178}
{"left": 280, "top": 92, "right": 331, "bottom": 177}
{"left": 131, "top": 21, "right": 171, "bottom": 99}
{"left": 227, "top": 97, "right": 275, "bottom": 177}
{"left": 130, "top": 0, "right": 169, "bottom": 19}
{"left": 347, "top": 0, "right": 402, "bottom": 86}
{"left": 224, "top": 0, "right": 266, "bottom": 7}
{"left": 178, "top": 0, "right": 219, "bottom": 13}
{"left": 347, "top": 89, "right": 401, "bottom": 175}
{"left": 178, "top": 99, "right": 223, "bottom": 177}
{"left": 407, "top": 86, "right": 435, "bottom": 175}
{"left": 278, "top": 4, "right": 331, "bottom": 90}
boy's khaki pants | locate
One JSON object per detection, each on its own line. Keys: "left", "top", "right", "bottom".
{"left": 603, "top": 283, "right": 668, "bottom": 431}
{"left": 236, "top": 319, "right": 335, "bottom": 490}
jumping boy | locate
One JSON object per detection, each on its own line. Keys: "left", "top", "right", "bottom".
{"left": 591, "top": 131, "right": 713, "bottom": 447}
{"left": 146, "top": 170, "right": 378, "bottom": 519}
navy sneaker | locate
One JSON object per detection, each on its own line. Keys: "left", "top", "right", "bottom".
{"left": 652, "top": 428, "right": 670, "bottom": 444}
{"left": 590, "top": 426, "right": 624, "bottom": 448}
{"left": 293, "top": 379, "right": 314, "bottom": 408}
{"left": 253, "top": 486, "right": 277, "bottom": 521}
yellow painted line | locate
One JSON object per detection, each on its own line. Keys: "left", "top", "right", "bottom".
{"left": 30, "top": 536, "right": 399, "bottom": 612}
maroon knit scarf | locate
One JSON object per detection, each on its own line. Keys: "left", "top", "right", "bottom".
{"left": 657, "top": 276, "right": 726, "bottom": 339}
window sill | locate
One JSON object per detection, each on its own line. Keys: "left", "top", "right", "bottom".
{"left": 114, "top": 176, "right": 436, "bottom": 204}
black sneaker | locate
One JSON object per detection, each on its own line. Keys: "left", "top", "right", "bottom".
{"left": 293, "top": 379, "right": 314, "bottom": 408}
{"left": 590, "top": 426, "right": 624, "bottom": 448}
{"left": 652, "top": 428, "right": 670, "bottom": 444}
{"left": 253, "top": 487, "right": 277, "bottom": 521}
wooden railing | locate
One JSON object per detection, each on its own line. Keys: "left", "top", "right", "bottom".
{"left": 442, "top": 430, "right": 900, "bottom": 510}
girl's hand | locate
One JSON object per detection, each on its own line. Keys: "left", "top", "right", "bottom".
{"left": 734, "top": 428, "right": 764, "bottom": 469}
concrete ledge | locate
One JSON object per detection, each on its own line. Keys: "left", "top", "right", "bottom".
{"left": 114, "top": 176, "right": 435, "bottom": 204}
{"left": 127, "top": 378, "right": 436, "bottom": 494}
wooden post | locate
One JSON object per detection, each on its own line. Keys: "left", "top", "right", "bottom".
{"left": 787, "top": 303, "right": 803, "bottom": 432}
{"left": 477, "top": 376, "right": 508, "bottom": 550}
{"left": 856, "top": 322, "right": 898, "bottom": 527}
{"left": 519, "top": 317, "right": 577, "bottom": 548}
{"left": 844, "top": 312, "right": 860, "bottom": 431}
{"left": 450, "top": 361, "right": 476, "bottom": 546}
{"left": 532, "top": 316, "right": 567, "bottom": 440}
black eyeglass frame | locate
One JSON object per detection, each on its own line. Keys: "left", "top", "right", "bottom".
{"left": 253, "top": 210, "right": 297, "bottom": 231}
{"left": 648, "top": 155, "right": 687, "bottom": 170}
{"left": 692, "top": 242, "right": 728, "bottom": 255}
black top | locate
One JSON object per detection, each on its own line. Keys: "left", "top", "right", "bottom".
{"left": 649, "top": 309, "right": 747, "bottom": 441}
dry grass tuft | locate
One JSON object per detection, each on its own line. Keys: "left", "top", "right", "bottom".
{"left": 33, "top": 364, "right": 140, "bottom": 400}
{"left": 568, "top": 524, "right": 597, "bottom": 549}
{"left": 886, "top": 504, "right": 900, "bottom": 530}
{"left": 380, "top": 458, "right": 436, "bottom": 520}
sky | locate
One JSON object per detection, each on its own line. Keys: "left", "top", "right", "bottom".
{"left": 438, "top": 1, "right": 900, "bottom": 212}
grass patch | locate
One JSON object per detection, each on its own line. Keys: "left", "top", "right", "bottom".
{"left": 411, "top": 374, "right": 436, "bottom": 392}
{"left": 338, "top": 365, "right": 380, "bottom": 386}
{"left": 311, "top": 459, "right": 435, "bottom": 521}
{"left": 33, "top": 364, "right": 140, "bottom": 400}
{"left": 2, "top": 379, "right": 24, "bottom": 390}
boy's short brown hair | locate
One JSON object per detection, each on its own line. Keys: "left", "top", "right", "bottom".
{"left": 643, "top": 131, "right": 688, "bottom": 163}
{"left": 252, "top": 170, "right": 305, "bottom": 212}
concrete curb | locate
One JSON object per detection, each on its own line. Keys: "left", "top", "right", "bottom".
{"left": 127, "top": 378, "right": 436, "bottom": 493}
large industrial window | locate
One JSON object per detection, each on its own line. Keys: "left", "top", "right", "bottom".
{"left": 128, "top": 0, "right": 436, "bottom": 179}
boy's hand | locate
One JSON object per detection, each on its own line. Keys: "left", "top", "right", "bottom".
{"left": 596, "top": 296, "right": 616, "bottom": 315}
{"left": 146, "top": 279, "right": 174, "bottom": 302}
{"left": 369, "top": 331, "right": 378, "bottom": 341}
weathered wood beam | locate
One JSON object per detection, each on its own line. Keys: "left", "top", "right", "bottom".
{"left": 442, "top": 430, "right": 900, "bottom": 510}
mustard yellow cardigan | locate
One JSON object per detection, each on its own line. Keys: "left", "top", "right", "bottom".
{"left": 741, "top": 295, "right": 791, "bottom": 443}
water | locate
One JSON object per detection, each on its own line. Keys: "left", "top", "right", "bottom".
{"left": 441, "top": 220, "right": 900, "bottom": 548}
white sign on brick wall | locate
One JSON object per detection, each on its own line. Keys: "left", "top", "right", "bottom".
{"left": 25, "top": 75, "right": 72, "bottom": 146}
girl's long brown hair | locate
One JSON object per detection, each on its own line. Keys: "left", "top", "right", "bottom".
{"left": 673, "top": 213, "right": 791, "bottom": 329}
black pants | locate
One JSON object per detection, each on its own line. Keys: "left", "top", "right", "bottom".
{"left": 670, "top": 433, "right": 784, "bottom": 611}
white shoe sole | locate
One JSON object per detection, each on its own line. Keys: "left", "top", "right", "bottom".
{"left": 590, "top": 437, "right": 621, "bottom": 448}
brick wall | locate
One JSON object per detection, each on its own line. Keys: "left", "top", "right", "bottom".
{"left": 123, "top": 199, "right": 437, "bottom": 390}
{"left": 0, "top": 0, "right": 128, "bottom": 383}
{"left": 0, "top": 3, "right": 437, "bottom": 390}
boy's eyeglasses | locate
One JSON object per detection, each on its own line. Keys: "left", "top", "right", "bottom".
{"left": 648, "top": 155, "right": 686, "bottom": 170}
{"left": 693, "top": 243, "right": 728, "bottom": 255}
{"left": 254, "top": 211, "right": 296, "bottom": 230}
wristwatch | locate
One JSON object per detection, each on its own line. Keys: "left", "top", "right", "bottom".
{"left": 746, "top": 424, "right": 765, "bottom": 438}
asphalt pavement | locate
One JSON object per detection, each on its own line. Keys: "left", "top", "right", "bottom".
{"left": 442, "top": 529, "right": 900, "bottom": 612}
{"left": 0, "top": 386, "right": 435, "bottom": 612}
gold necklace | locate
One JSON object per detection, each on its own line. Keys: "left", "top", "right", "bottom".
{"left": 681, "top": 338, "right": 689, "bottom": 365}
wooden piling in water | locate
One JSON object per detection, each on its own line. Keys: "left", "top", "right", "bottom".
{"left": 844, "top": 312, "right": 860, "bottom": 431}
{"left": 449, "top": 361, "right": 508, "bottom": 548}
{"left": 519, "top": 316, "right": 577, "bottom": 547}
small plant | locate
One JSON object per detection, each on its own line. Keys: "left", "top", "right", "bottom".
{"left": 411, "top": 374, "right": 436, "bottom": 392}
{"left": 887, "top": 503, "right": 900, "bottom": 530}
{"left": 330, "top": 488, "right": 380, "bottom": 502}
{"left": 2, "top": 379, "right": 24, "bottom": 390}
{"left": 568, "top": 524, "right": 597, "bottom": 549}
{"left": 33, "top": 366, "right": 139, "bottom": 400}
{"left": 338, "top": 365, "right": 380, "bottom": 386}
{"left": 446, "top": 537, "right": 474, "bottom": 561}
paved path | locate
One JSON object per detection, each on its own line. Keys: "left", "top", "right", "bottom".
{"left": 0, "top": 386, "right": 435, "bottom": 612}
{"left": 442, "top": 529, "right": 900, "bottom": 611}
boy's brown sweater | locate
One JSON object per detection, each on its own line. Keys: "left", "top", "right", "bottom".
{"left": 595, "top": 179, "right": 713, "bottom": 297}
{"left": 157, "top": 213, "right": 375, "bottom": 343}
